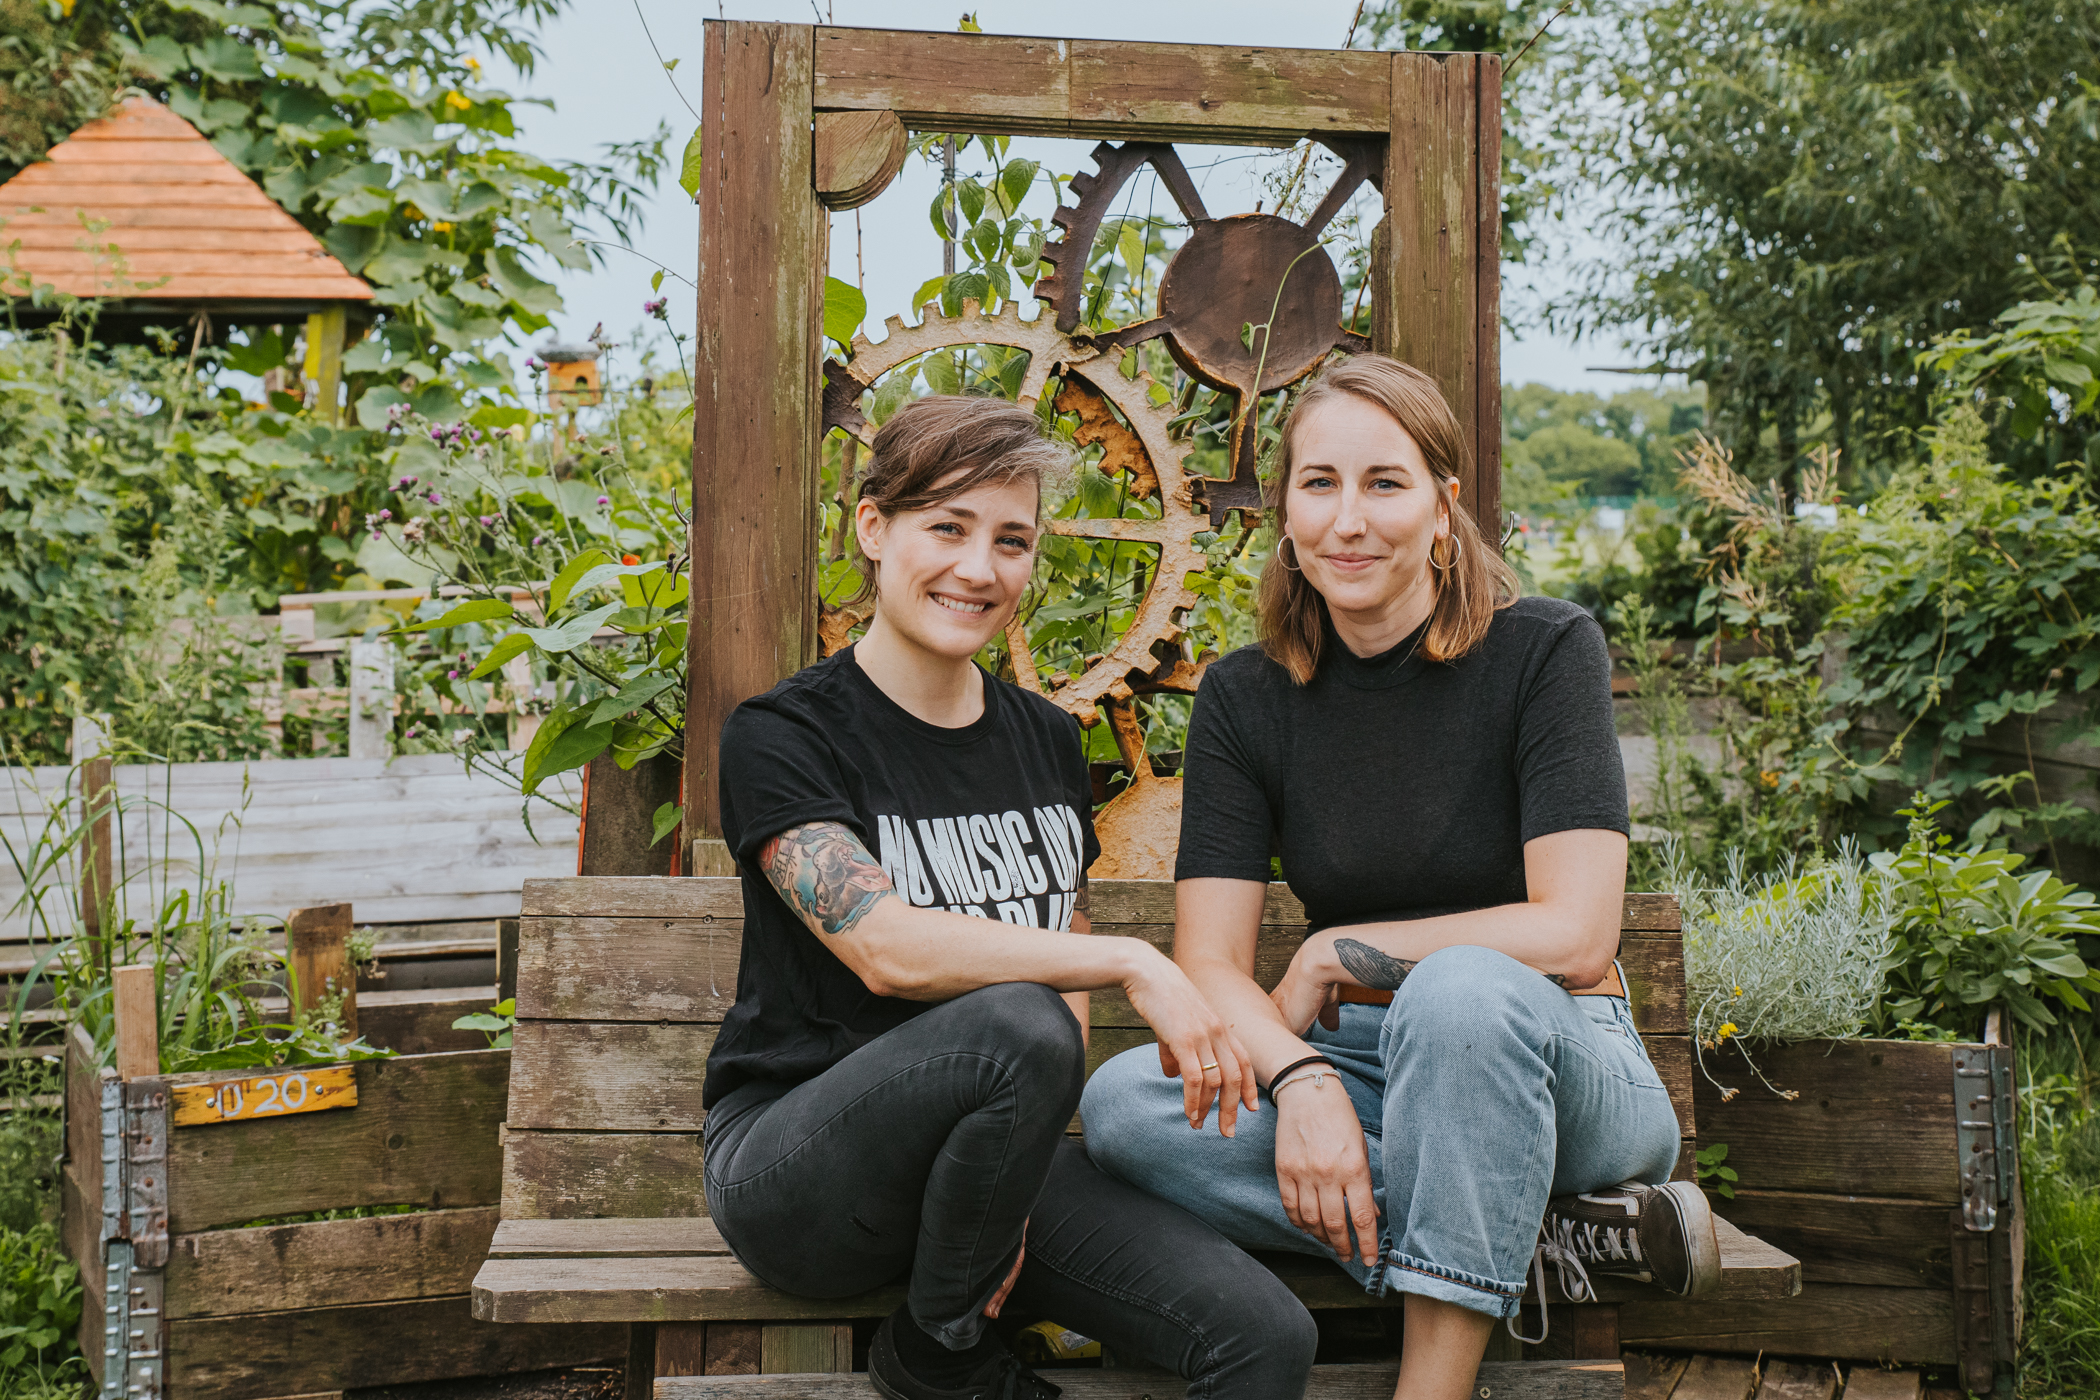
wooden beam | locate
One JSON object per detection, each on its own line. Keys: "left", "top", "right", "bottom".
{"left": 688, "top": 19, "right": 826, "bottom": 841}
{"left": 1378, "top": 52, "right": 1501, "bottom": 538}
{"left": 813, "top": 28, "right": 1391, "bottom": 144}
{"left": 165, "top": 1205, "right": 499, "bottom": 1319}
{"left": 653, "top": 1361, "right": 1628, "bottom": 1398}
{"left": 113, "top": 963, "right": 157, "bottom": 1079}
{"left": 287, "top": 901, "right": 357, "bottom": 1038}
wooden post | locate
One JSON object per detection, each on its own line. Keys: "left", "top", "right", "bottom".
{"left": 305, "top": 304, "right": 347, "bottom": 425}
{"left": 73, "top": 714, "right": 114, "bottom": 953}
{"left": 287, "top": 902, "right": 358, "bottom": 1038}
{"left": 1379, "top": 51, "right": 1503, "bottom": 539}
{"left": 347, "top": 637, "right": 394, "bottom": 760}
{"left": 112, "top": 963, "right": 158, "bottom": 1080}
{"left": 687, "top": 19, "right": 826, "bottom": 841}
{"left": 759, "top": 1323, "right": 852, "bottom": 1373}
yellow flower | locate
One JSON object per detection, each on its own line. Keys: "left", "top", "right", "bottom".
{"left": 465, "top": 57, "right": 483, "bottom": 74}
{"left": 1732, "top": 985, "right": 1743, "bottom": 998}
{"left": 432, "top": 221, "right": 455, "bottom": 233}
{"left": 1717, "top": 1022, "right": 1738, "bottom": 1040}
{"left": 445, "top": 91, "right": 473, "bottom": 111}
{"left": 1759, "top": 769, "right": 1780, "bottom": 789}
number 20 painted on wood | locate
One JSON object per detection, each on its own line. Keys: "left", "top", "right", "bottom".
{"left": 171, "top": 1064, "right": 358, "bottom": 1126}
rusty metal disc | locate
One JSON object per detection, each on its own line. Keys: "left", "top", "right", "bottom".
{"left": 1156, "top": 214, "right": 1342, "bottom": 395}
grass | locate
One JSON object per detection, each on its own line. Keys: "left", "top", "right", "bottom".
{"left": 2020, "top": 1027, "right": 2100, "bottom": 1397}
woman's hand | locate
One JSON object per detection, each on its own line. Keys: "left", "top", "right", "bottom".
{"left": 1121, "top": 942, "right": 1258, "bottom": 1137}
{"left": 1273, "top": 1073, "right": 1380, "bottom": 1264}
{"left": 1271, "top": 934, "right": 1343, "bottom": 1035}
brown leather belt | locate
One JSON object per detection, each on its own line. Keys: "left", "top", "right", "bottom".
{"left": 1335, "top": 962, "right": 1626, "bottom": 1006}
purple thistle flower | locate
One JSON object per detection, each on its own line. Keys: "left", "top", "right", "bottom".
{"left": 532, "top": 535, "right": 544, "bottom": 545}
{"left": 427, "top": 492, "right": 442, "bottom": 505}
{"left": 596, "top": 495, "right": 610, "bottom": 507}
{"left": 379, "top": 508, "right": 392, "bottom": 521}
{"left": 643, "top": 297, "right": 668, "bottom": 318}
{"left": 479, "top": 515, "right": 495, "bottom": 527}
{"left": 398, "top": 475, "right": 418, "bottom": 488}
{"left": 448, "top": 669, "right": 459, "bottom": 679}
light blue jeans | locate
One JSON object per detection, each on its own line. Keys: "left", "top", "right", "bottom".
{"left": 1081, "top": 944, "right": 1683, "bottom": 1319}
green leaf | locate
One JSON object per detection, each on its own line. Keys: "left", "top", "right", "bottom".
{"left": 468, "top": 631, "right": 536, "bottom": 679}
{"left": 623, "top": 568, "right": 690, "bottom": 609}
{"left": 651, "top": 801, "right": 684, "bottom": 848}
{"left": 680, "top": 124, "right": 706, "bottom": 199}
{"left": 929, "top": 186, "right": 956, "bottom": 242}
{"left": 1118, "top": 223, "right": 1146, "bottom": 279}
{"left": 548, "top": 549, "right": 615, "bottom": 612}
{"left": 823, "top": 276, "right": 868, "bottom": 346}
{"left": 912, "top": 274, "right": 949, "bottom": 314}
{"left": 521, "top": 602, "right": 621, "bottom": 654}
{"left": 587, "top": 672, "right": 679, "bottom": 727}
{"left": 525, "top": 714, "right": 614, "bottom": 793}
{"left": 401, "top": 598, "right": 513, "bottom": 633}
{"left": 923, "top": 351, "right": 962, "bottom": 396}
{"left": 487, "top": 246, "right": 562, "bottom": 315}
{"left": 957, "top": 177, "right": 988, "bottom": 227}
{"left": 999, "top": 158, "right": 1040, "bottom": 214}
{"left": 520, "top": 705, "right": 577, "bottom": 792}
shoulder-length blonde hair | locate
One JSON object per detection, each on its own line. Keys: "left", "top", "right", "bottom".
{"left": 1258, "top": 355, "right": 1519, "bottom": 684}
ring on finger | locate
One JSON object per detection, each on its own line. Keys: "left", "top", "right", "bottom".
{"left": 1200, "top": 1061, "right": 1220, "bottom": 1073}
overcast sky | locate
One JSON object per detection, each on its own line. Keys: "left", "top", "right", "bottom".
{"left": 493, "top": 0, "right": 1644, "bottom": 394}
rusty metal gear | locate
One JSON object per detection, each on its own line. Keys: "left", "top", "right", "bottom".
{"left": 819, "top": 299, "right": 1210, "bottom": 729}
{"left": 1032, "top": 139, "right": 1380, "bottom": 525}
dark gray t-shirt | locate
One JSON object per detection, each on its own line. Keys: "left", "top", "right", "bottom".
{"left": 1175, "top": 595, "right": 1627, "bottom": 931}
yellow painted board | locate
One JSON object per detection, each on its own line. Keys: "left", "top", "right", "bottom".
{"left": 172, "top": 1064, "right": 357, "bottom": 1127}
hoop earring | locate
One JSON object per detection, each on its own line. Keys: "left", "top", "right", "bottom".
{"left": 1430, "top": 535, "right": 1459, "bottom": 571}
{"left": 1279, "top": 536, "right": 1304, "bottom": 572}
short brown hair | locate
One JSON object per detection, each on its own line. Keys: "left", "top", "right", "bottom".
{"left": 846, "top": 395, "right": 1072, "bottom": 607}
{"left": 1257, "top": 356, "right": 1519, "bottom": 683}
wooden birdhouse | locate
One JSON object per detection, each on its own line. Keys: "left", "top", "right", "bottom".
{"left": 539, "top": 342, "right": 602, "bottom": 410}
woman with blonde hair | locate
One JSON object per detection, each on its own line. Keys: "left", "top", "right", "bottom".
{"left": 1081, "top": 355, "right": 1714, "bottom": 1400}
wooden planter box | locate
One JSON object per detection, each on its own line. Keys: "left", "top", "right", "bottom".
{"left": 60, "top": 1019, "right": 624, "bottom": 1400}
{"left": 1621, "top": 1036, "right": 2020, "bottom": 1394}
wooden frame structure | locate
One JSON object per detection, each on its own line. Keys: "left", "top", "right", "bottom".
{"left": 685, "top": 22, "right": 1502, "bottom": 834}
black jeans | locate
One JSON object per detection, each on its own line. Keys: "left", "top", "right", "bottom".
{"left": 703, "top": 982, "right": 1317, "bottom": 1399}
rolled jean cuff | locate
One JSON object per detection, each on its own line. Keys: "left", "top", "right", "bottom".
{"left": 1377, "top": 1249, "right": 1526, "bottom": 1320}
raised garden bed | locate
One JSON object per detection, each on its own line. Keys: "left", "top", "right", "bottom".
{"left": 1623, "top": 1034, "right": 2022, "bottom": 1394}
{"left": 59, "top": 1013, "right": 623, "bottom": 1400}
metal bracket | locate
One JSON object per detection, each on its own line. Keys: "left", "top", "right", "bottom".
{"left": 1954, "top": 1045, "right": 2013, "bottom": 1232}
{"left": 97, "top": 1075, "right": 168, "bottom": 1400}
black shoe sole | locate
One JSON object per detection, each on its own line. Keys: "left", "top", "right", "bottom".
{"left": 1652, "top": 1179, "right": 1722, "bottom": 1298}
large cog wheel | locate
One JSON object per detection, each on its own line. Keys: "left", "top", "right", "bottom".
{"left": 821, "top": 299, "right": 1210, "bottom": 727}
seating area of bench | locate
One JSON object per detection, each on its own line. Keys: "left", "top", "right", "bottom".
{"left": 472, "top": 878, "right": 1800, "bottom": 1396}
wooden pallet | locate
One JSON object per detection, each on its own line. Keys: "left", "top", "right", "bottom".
{"left": 1624, "top": 1351, "right": 1948, "bottom": 1400}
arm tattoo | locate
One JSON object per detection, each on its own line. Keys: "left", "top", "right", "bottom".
{"left": 1545, "top": 972, "right": 1571, "bottom": 988}
{"left": 1334, "top": 938, "right": 1417, "bottom": 991}
{"left": 1073, "top": 879, "right": 1090, "bottom": 918}
{"left": 758, "top": 821, "right": 894, "bottom": 937}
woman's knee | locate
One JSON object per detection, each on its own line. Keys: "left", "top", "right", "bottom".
{"left": 1200, "top": 1284, "right": 1318, "bottom": 1391}
{"left": 1076, "top": 1046, "right": 1179, "bottom": 1178}
{"left": 1387, "top": 944, "right": 1546, "bottom": 1040}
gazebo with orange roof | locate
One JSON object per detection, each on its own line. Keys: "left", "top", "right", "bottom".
{"left": 0, "top": 94, "right": 374, "bottom": 419}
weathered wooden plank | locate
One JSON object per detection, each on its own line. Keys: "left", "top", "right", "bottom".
{"left": 1715, "top": 1190, "right": 1952, "bottom": 1289}
{"left": 167, "top": 1205, "right": 498, "bottom": 1318}
{"left": 356, "top": 984, "right": 507, "bottom": 1056}
{"left": 1621, "top": 892, "right": 1682, "bottom": 932}
{"left": 519, "top": 916, "right": 746, "bottom": 1020}
{"left": 473, "top": 1254, "right": 905, "bottom": 1325}
{"left": 1380, "top": 53, "right": 1486, "bottom": 514}
{"left": 1670, "top": 1353, "right": 1758, "bottom": 1400}
{"left": 1647, "top": 1034, "right": 1693, "bottom": 1132}
{"left": 63, "top": 1024, "right": 103, "bottom": 1193}
{"left": 761, "top": 1323, "right": 853, "bottom": 1374}
{"left": 165, "top": 1048, "right": 509, "bottom": 1231}
{"left": 1839, "top": 1369, "right": 1924, "bottom": 1400}
{"left": 502, "top": 1129, "right": 710, "bottom": 1220}
{"left": 1758, "top": 1358, "right": 1841, "bottom": 1400}
{"left": 491, "top": 1217, "right": 730, "bottom": 1257}
{"left": 812, "top": 28, "right": 1388, "bottom": 143}
{"left": 1695, "top": 1041, "right": 1958, "bottom": 1201}
{"left": 61, "top": 1168, "right": 104, "bottom": 1379}
{"left": 507, "top": 1022, "right": 714, "bottom": 1132}
{"left": 687, "top": 19, "right": 826, "bottom": 838}
{"left": 1618, "top": 1283, "right": 1956, "bottom": 1365}
{"left": 656, "top": 1360, "right": 1626, "bottom": 1399}
{"left": 167, "top": 1294, "right": 622, "bottom": 1400}
{"left": 1619, "top": 933, "right": 1687, "bottom": 1034}
{"left": 1621, "top": 1351, "right": 1688, "bottom": 1400}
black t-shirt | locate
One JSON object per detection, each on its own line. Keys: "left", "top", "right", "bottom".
{"left": 703, "top": 647, "right": 1101, "bottom": 1107}
{"left": 1175, "top": 595, "right": 1627, "bottom": 931}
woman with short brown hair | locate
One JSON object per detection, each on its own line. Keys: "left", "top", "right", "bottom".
{"left": 1082, "top": 356, "right": 1713, "bottom": 1400}
{"left": 703, "top": 394, "right": 1317, "bottom": 1400}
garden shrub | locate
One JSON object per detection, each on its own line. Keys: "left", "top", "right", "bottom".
{"left": 0, "top": 1221, "right": 81, "bottom": 1395}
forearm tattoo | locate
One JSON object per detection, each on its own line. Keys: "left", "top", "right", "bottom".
{"left": 759, "top": 821, "right": 894, "bottom": 937}
{"left": 1073, "top": 879, "right": 1090, "bottom": 919}
{"left": 1334, "top": 938, "right": 1417, "bottom": 990}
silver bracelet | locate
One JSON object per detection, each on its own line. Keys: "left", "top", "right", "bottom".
{"left": 1271, "top": 1068, "right": 1337, "bottom": 1101}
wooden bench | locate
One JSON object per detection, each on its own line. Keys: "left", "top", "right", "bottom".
{"left": 472, "top": 879, "right": 1800, "bottom": 1396}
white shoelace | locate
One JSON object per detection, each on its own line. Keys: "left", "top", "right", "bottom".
{"left": 1505, "top": 1215, "right": 1619, "bottom": 1344}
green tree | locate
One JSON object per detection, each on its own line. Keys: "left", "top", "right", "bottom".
{"left": 1, "top": 0, "right": 664, "bottom": 429}
{"left": 1553, "top": 0, "right": 2100, "bottom": 489}
{"left": 1503, "top": 380, "right": 1705, "bottom": 497}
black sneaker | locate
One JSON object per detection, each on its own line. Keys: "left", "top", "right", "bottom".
{"left": 1536, "top": 1179, "right": 1721, "bottom": 1299}
{"left": 868, "top": 1312, "right": 1063, "bottom": 1400}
